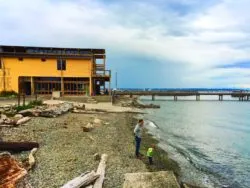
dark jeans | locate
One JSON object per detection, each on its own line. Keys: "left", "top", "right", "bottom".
{"left": 148, "top": 157, "right": 153, "bottom": 165}
{"left": 135, "top": 136, "right": 141, "bottom": 157}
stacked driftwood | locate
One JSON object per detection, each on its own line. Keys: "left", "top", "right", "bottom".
{"left": 61, "top": 154, "right": 108, "bottom": 188}
{"left": 18, "top": 103, "right": 75, "bottom": 118}
{"left": 0, "top": 114, "right": 31, "bottom": 127}
{"left": 16, "top": 102, "right": 85, "bottom": 118}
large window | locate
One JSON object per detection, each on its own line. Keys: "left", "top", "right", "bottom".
{"left": 57, "top": 59, "right": 66, "bottom": 70}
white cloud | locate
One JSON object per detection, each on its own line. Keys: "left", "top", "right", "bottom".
{"left": 0, "top": 0, "right": 250, "bottom": 87}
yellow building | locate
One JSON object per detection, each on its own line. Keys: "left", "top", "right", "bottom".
{"left": 0, "top": 45, "right": 111, "bottom": 96}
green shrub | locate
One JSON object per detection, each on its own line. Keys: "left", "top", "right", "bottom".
{"left": 15, "top": 100, "right": 43, "bottom": 112}
{"left": 0, "top": 90, "right": 18, "bottom": 97}
{"left": 15, "top": 104, "right": 34, "bottom": 112}
{"left": 28, "top": 100, "right": 43, "bottom": 106}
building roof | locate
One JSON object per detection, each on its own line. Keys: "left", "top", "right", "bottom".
{"left": 0, "top": 45, "right": 105, "bottom": 59}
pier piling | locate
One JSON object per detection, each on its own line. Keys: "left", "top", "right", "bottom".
{"left": 174, "top": 96, "right": 177, "bottom": 101}
{"left": 196, "top": 95, "right": 200, "bottom": 101}
{"left": 219, "top": 95, "right": 223, "bottom": 101}
{"left": 152, "top": 95, "right": 155, "bottom": 101}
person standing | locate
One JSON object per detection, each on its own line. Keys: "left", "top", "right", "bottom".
{"left": 134, "top": 119, "right": 144, "bottom": 158}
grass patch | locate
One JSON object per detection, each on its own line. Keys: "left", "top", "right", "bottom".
{"left": 15, "top": 100, "right": 43, "bottom": 112}
{"left": 28, "top": 100, "right": 43, "bottom": 106}
{"left": 0, "top": 90, "right": 18, "bottom": 97}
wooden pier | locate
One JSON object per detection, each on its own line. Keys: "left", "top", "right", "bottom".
{"left": 113, "top": 90, "right": 250, "bottom": 101}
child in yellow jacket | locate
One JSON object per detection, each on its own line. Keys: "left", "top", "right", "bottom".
{"left": 147, "top": 145, "right": 155, "bottom": 165}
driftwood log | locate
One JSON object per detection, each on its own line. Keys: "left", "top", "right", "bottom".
{"left": 0, "top": 142, "right": 39, "bottom": 152}
{"left": 61, "top": 171, "right": 99, "bottom": 188}
{"left": 27, "top": 148, "right": 38, "bottom": 170}
{"left": 16, "top": 117, "right": 31, "bottom": 125}
{"left": 93, "top": 154, "right": 108, "bottom": 188}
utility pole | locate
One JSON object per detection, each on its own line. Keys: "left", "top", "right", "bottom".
{"left": 115, "top": 71, "right": 118, "bottom": 89}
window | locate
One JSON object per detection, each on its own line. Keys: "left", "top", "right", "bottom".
{"left": 0, "top": 59, "right": 2, "bottom": 69}
{"left": 57, "top": 59, "right": 66, "bottom": 70}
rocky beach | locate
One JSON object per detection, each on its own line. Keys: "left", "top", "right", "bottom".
{"left": 0, "top": 96, "right": 182, "bottom": 188}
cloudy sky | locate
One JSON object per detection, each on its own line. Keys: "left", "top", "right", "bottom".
{"left": 1, "top": 0, "right": 250, "bottom": 88}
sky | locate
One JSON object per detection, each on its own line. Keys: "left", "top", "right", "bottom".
{"left": 0, "top": 0, "right": 250, "bottom": 88}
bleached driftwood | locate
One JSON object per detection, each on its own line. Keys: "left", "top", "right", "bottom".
{"left": 27, "top": 148, "right": 38, "bottom": 170}
{"left": 16, "top": 117, "right": 31, "bottom": 125}
{"left": 93, "top": 154, "right": 108, "bottom": 188}
{"left": 61, "top": 171, "right": 99, "bottom": 188}
{"left": 87, "top": 135, "right": 95, "bottom": 141}
{"left": 72, "top": 109, "right": 105, "bottom": 114}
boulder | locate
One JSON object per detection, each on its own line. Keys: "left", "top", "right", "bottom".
{"left": 14, "top": 114, "right": 23, "bottom": 120}
{"left": 93, "top": 118, "right": 102, "bottom": 124}
{"left": 82, "top": 123, "right": 94, "bottom": 132}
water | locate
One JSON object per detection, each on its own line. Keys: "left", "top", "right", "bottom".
{"left": 141, "top": 96, "right": 250, "bottom": 188}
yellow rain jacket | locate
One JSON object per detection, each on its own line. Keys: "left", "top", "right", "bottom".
{"left": 147, "top": 147, "right": 154, "bottom": 157}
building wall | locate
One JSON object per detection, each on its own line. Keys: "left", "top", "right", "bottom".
{"left": 0, "top": 57, "right": 93, "bottom": 93}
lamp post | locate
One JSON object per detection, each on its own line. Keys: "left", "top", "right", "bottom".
{"left": 115, "top": 71, "right": 118, "bottom": 89}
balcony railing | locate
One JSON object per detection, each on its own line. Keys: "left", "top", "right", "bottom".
{"left": 92, "top": 70, "right": 111, "bottom": 77}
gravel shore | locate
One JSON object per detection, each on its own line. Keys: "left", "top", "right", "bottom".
{"left": 1, "top": 112, "right": 148, "bottom": 188}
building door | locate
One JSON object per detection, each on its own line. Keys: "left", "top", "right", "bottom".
{"left": 19, "top": 77, "right": 32, "bottom": 95}
{"left": 24, "top": 82, "right": 31, "bottom": 95}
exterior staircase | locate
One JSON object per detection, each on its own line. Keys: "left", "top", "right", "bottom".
{"left": 86, "top": 97, "right": 98, "bottom": 104}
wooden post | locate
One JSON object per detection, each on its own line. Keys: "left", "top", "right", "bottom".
{"left": 31, "top": 77, "right": 35, "bottom": 95}
{"left": 23, "top": 94, "right": 25, "bottom": 106}
{"left": 89, "top": 77, "right": 92, "bottom": 96}
{"left": 17, "top": 93, "right": 20, "bottom": 107}
{"left": 61, "top": 77, "right": 64, "bottom": 96}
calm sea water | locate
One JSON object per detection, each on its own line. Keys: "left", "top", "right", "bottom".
{"left": 141, "top": 96, "right": 250, "bottom": 188}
